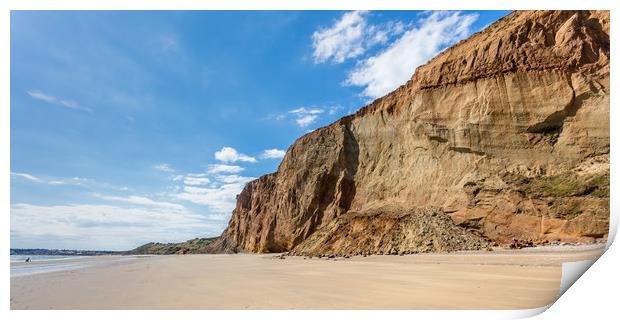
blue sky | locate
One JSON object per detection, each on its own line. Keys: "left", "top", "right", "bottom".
{"left": 10, "top": 10, "right": 510, "bottom": 250}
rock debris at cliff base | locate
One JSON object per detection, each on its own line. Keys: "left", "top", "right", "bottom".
{"left": 290, "top": 206, "right": 488, "bottom": 256}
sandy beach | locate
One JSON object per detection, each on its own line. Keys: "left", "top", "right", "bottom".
{"left": 10, "top": 244, "right": 604, "bottom": 310}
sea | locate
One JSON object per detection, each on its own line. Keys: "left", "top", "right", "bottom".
{"left": 10, "top": 254, "right": 135, "bottom": 277}
{"left": 10, "top": 254, "right": 87, "bottom": 263}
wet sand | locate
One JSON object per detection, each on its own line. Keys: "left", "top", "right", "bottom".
{"left": 10, "top": 244, "right": 604, "bottom": 310}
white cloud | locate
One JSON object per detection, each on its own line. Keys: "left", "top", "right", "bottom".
{"left": 71, "top": 177, "right": 89, "bottom": 183}
{"left": 328, "top": 105, "right": 344, "bottom": 115}
{"left": 94, "top": 194, "right": 186, "bottom": 211}
{"left": 11, "top": 166, "right": 258, "bottom": 249}
{"left": 388, "top": 20, "right": 406, "bottom": 35}
{"left": 213, "top": 174, "right": 254, "bottom": 184}
{"left": 171, "top": 169, "right": 255, "bottom": 218}
{"left": 289, "top": 107, "right": 324, "bottom": 115}
{"left": 214, "top": 147, "right": 257, "bottom": 163}
{"left": 153, "top": 163, "right": 174, "bottom": 172}
{"left": 26, "top": 90, "right": 92, "bottom": 113}
{"left": 288, "top": 107, "right": 325, "bottom": 128}
{"left": 177, "top": 182, "right": 249, "bottom": 214}
{"left": 205, "top": 213, "right": 229, "bottom": 221}
{"left": 11, "top": 172, "right": 43, "bottom": 183}
{"left": 160, "top": 36, "right": 178, "bottom": 52}
{"left": 268, "top": 105, "right": 345, "bottom": 129}
{"left": 345, "top": 11, "right": 479, "bottom": 99}
{"left": 295, "top": 114, "right": 319, "bottom": 127}
{"left": 11, "top": 203, "right": 220, "bottom": 250}
{"left": 312, "top": 11, "right": 407, "bottom": 64}
{"left": 26, "top": 90, "right": 56, "bottom": 104}
{"left": 11, "top": 172, "right": 90, "bottom": 186}
{"left": 183, "top": 175, "right": 211, "bottom": 186}
{"left": 261, "top": 149, "right": 286, "bottom": 159}
{"left": 312, "top": 11, "right": 369, "bottom": 63}
{"left": 207, "top": 164, "right": 244, "bottom": 174}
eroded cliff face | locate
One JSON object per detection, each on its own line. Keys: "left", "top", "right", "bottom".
{"left": 208, "top": 10, "right": 610, "bottom": 254}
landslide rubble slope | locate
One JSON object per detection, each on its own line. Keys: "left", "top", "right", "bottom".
{"left": 290, "top": 205, "right": 488, "bottom": 256}
{"left": 208, "top": 10, "right": 610, "bottom": 254}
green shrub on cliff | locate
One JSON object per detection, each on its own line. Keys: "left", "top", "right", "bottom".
{"left": 524, "top": 173, "right": 609, "bottom": 198}
{"left": 127, "top": 237, "right": 218, "bottom": 255}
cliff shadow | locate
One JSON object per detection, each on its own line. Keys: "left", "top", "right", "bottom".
{"left": 295, "top": 124, "right": 360, "bottom": 246}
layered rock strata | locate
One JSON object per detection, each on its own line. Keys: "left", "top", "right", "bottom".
{"left": 208, "top": 10, "right": 610, "bottom": 254}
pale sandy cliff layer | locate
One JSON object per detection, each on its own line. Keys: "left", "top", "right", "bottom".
{"left": 208, "top": 10, "right": 610, "bottom": 255}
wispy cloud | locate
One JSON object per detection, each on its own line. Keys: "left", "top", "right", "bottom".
{"left": 10, "top": 172, "right": 130, "bottom": 193}
{"left": 214, "top": 147, "right": 257, "bottom": 163}
{"left": 11, "top": 172, "right": 88, "bottom": 186}
{"left": 26, "top": 90, "right": 92, "bottom": 113}
{"left": 260, "top": 149, "right": 286, "bottom": 159}
{"left": 267, "top": 105, "right": 345, "bottom": 129}
{"left": 93, "top": 194, "right": 186, "bottom": 211}
{"left": 204, "top": 213, "right": 229, "bottom": 221}
{"left": 176, "top": 182, "right": 249, "bottom": 213}
{"left": 212, "top": 174, "right": 253, "bottom": 184}
{"left": 183, "top": 174, "right": 211, "bottom": 186}
{"left": 289, "top": 107, "right": 324, "bottom": 128}
{"left": 327, "top": 105, "right": 344, "bottom": 115}
{"left": 207, "top": 164, "right": 244, "bottom": 174}
{"left": 10, "top": 172, "right": 43, "bottom": 183}
{"left": 289, "top": 107, "right": 324, "bottom": 115}
{"left": 11, "top": 203, "right": 220, "bottom": 250}
{"left": 262, "top": 104, "right": 346, "bottom": 129}
{"left": 153, "top": 163, "right": 174, "bottom": 173}
{"left": 169, "top": 167, "right": 255, "bottom": 219}
{"left": 160, "top": 36, "right": 179, "bottom": 52}
{"left": 345, "top": 11, "right": 479, "bottom": 99}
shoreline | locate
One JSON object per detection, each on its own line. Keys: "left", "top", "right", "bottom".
{"left": 10, "top": 243, "right": 605, "bottom": 310}
{"left": 10, "top": 255, "right": 140, "bottom": 278}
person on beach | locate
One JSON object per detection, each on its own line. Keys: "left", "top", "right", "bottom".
{"left": 25, "top": 257, "right": 30, "bottom": 263}
{"left": 510, "top": 239, "right": 519, "bottom": 249}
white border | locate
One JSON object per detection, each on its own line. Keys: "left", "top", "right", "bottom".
{"left": 0, "top": 0, "right": 614, "bottom": 10}
{"left": 2, "top": 1, "right": 617, "bottom": 319}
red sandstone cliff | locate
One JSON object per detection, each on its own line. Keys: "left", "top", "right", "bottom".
{"left": 208, "top": 10, "right": 610, "bottom": 255}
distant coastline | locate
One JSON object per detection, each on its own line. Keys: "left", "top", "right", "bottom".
{"left": 11, "top": 237, "right": 220, "bottom": 256}
{"left": 10, "top": 248, "right": 122, "bottom": 256}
